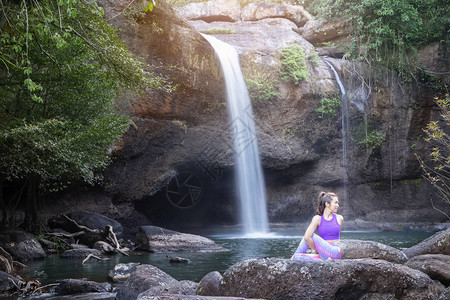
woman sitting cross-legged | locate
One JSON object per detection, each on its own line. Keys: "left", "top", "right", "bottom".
{"left": 291, "top": 191, "right": 344, "bottom": 261}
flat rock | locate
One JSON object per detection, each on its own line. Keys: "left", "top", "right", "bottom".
{"left": 403, "top": 228, "right": 450, "bottom": 258}
{"left": 341, "top": 239, "right": 408, "bottom": 263}
{"left": 55, "top": 279, "right": 112, "bottom": 295}
{"left": 406, "top": 254, "right": 450, "bottom": 286}
{"left": 219, "top": 258, "right": 445, "bottom": 300}
{"left": 135, "top": 226, "right": 223, "bottom": 252}
{"left": 241, "top": 3, "right": 311, "bottom": 27}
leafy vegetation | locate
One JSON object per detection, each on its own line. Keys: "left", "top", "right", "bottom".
{"left": 312, "top": 0, "right": 449, "bottom": 77}
{"left": 315, "top": 95, "right": 340, "bottom": 118}
{"left": 0, "top": 0, "right": 161, "bottom": 231}
{"left": 279, "top": 44, "right": 308, "bottom": 85}
{"left": 357, "top": 130, "right": 386, "bottom": 149}
{"left": 417, "top": 95, "right": 450, "bottom": 210}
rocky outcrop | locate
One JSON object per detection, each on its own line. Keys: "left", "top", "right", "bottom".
{"left": 403, "top": 228, "right": 450, "bottom": 258}
{"left": 406, "top": 254, "right": 450, "bottom": 286}
{"left": 341, "top": 239, "right": 408, "bottom": 263}
{"left": 135, "top": 226, "right": 223, "bottom": 252}
{"left": 176, "top": 0, "right": 241, "bottom": 22}
{"left": 242, "top": 3, "right": 311, "bottom": 27}
{"left": 0, "top": 230, "right": 46, "bottom": 262}
{"left": 116, "top": 264, "right": 177, "bottom": 300}
{"left": 91, "top": 0, "right": 450, "bottom": 229}
{"left": 220, "top": 258, "right": 445, "bottom": 299}
{"left": 55, "top": 279, "right": 112, "bottom": 295}
{"left": 197, "top": 271, "right": 223, "bottom": 296}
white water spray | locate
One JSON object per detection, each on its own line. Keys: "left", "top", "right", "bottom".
{"left": 324, "top": 59, "right": 349, "bottom": 203}
{"left": 202, "top": 34, "right": 269, "bottom": 236}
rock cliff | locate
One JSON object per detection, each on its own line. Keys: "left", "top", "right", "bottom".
{"left": 91, "top": 0, "right": 449, "bottom": 229}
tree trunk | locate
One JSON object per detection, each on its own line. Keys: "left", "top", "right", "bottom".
{"left": 22, "top": 176, "right": 40, "bottom": 233}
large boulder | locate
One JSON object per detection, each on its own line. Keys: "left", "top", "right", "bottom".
{"left": 0, "top": 230, "right": 46, "bottom": 262}
{"left": 341, "top": 239, "right": 408, "bottom": 263}
{"left": 197, "top": 271, "right": 223, "bottom": 296}
{"left": 55, "top": 279, "right": 112, "bottom": 295}
{"left": 241, "top": 3, "right": 311, "bottom": 27}
{"left": 298, "top": 19, "right": 352, "bottom": 45}
{"left": 220, "top": 258, "right": 445, "bottom": 300}
{"left": 406, "top": 254, "right": 450, "bottom": 286}
{"left": 135, "top": 226, "right": 223, "bottom": 252}
{"left": 137, "top": 296, "right": 263, "bottom": 300}
{"left": 176, "top": 0, "right": 242, "bottom": 22}
{"left": 137, "top": 280, "right": 198, "bottom": 299}
{"left": 116, "top": 264, "right": 177, "bottom": 300}
{"left": 403, "top": 228, "right": 450, "bottom": 258}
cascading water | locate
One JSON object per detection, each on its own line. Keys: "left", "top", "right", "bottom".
{"left": 202, "top": 34, "right": 269, "bottom": 236}
{"left": 324, "top": 59, "right": 349, "bottom": 203}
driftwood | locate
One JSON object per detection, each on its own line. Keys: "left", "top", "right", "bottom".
{"left": 0, "top": 247, "right": 25, "bottom": 275}
{"left": 105, "top": 225, "right": 129, "bottom": 256}
{"left": 82, "top": 253, "right": 102, "bottom": 264}
{"left": 8, "top": 277, "right": 41, "bottom": 296}
{"left": 62, "top": 214, "right": 100, "bottom": 234}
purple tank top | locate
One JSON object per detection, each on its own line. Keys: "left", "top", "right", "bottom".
{"left": 317, "top": 213, "right": 340, "bottom": 240}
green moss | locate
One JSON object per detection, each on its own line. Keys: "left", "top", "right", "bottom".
{"left": 202, "top": 28, "right": 236, "bottom": 35}
{"left": 279, "top": 44, "right": 308, "bottom": 85}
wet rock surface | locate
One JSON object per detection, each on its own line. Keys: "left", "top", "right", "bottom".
{"left": 219, "top": 258, "right": 445, "bottom": 300}
{"left": 135, "top": 226, "right": 223, "bottom": 252}
{"left": 55, "top": 279, "right": 112, "bottom": 295}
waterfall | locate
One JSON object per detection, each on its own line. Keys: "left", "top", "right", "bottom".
{"left": 324, "top": 59, "right": 349, "bottom": 203}
{"left": 202, "top": 34, "right": 269, "bottom": 236}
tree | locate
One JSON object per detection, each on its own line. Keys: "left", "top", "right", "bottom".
{"left": 0, "top": 0, "right": 162, "bottom": 231}
{"left": 313, "top": 0, "right": 449, "bottom": 77}
{"left": 417, "top": 94, "right": 450, "bottom": 218}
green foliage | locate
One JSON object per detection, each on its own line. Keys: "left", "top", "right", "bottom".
{"left": 358, "top": 130, "right": 386, "bottom": 149}
{"left": 315, "top": 96, "right": 341, "bottom": 118}
{"left": 314, "top": 0, "right": 449, "bottom": 77}
{"left": 240, "top": 55, "right": 280, "bottom": 104}
{"left": 0, "top": 0, "right": 161, "bottom": 196}
{"left": 417, "top": 95, "right": 450, "bottom": 207}
{"left": 245, "top": 78, "right": 281, "bottom": 104}
{"left": 203, "top": 28, "right": 236, "bottom": 35}
{"left": 279, "top": 44, "right": 308, "bottom": 85}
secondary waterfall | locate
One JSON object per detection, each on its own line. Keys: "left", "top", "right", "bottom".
{"left": 202, "top": 34, "right": 269, "bottom": 236}
{"left": 324, "top": 59, "right": 349, "bottom": 203}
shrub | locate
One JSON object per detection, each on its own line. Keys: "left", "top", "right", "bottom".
{"left": 279, "top": 44, "right": 308, "bottom": 85}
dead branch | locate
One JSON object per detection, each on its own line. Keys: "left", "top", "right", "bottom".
{"left": 82, "top": 253, "right": 101, "bottom": 264}
{"left": 105, "top": 225, "right": 129, "bottom": 256}
{"left": 62, "top": 214, "right": 100, "bottom": 234}
{"left": 46, "top": 231, "right": 86, "bottom": 238}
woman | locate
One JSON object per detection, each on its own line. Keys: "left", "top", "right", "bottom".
{"left": 291, "top": 191, "right": 344, "bottom": 261}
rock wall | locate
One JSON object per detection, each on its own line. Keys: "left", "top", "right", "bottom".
{"left": 89, "top": 0, "right": 449, "bottom": 229}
